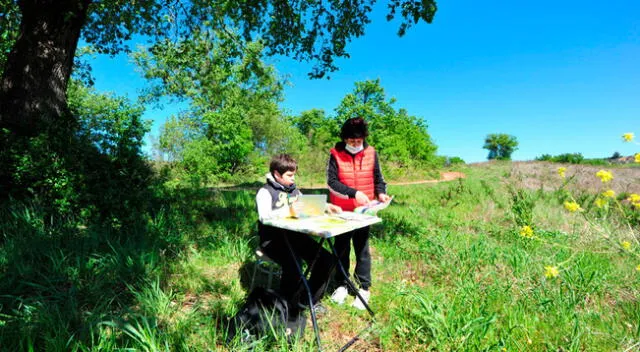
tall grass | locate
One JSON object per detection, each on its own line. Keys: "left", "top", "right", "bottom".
{"left": 1, "top": 162, "right": 638, "bottom": 351}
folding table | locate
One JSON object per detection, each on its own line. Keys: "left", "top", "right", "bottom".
{"left": 262, "top": 212, "right": 382, "bottom": 351}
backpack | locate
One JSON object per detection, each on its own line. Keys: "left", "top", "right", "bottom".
{"left": 227, "top": 287, "right": 307, "bottom": 344}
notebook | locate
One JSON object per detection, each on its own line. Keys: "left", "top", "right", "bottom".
{"left": 291, "top": 194, "right": 327, "bottom": 218}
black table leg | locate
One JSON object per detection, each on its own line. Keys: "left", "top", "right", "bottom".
{"left": 281, "top": 234, "right": 377, "bottom": 352}
{"left": 327, "top": 238, "right": 377, "bottom": 352}
{"left": 282, "top": 234, "right": 323, "bottom": 351}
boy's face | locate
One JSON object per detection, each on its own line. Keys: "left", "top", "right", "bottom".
{"left": 274, "top": 170, "right": 296, "bottom": 187}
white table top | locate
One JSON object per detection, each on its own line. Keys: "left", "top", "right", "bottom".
{"left": 262, "top": 212, "right": 382, "bottom": 238}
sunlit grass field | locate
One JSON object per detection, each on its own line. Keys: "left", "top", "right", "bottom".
{"left": 1, "top": 161, "right": 638, "bottom": 351}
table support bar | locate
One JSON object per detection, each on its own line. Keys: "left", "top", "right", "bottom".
{"left": 282, "top": 234, "right": 323, "bottom": 351}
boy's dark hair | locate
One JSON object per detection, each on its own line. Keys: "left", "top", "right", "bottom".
{"left": 270, "top": 154, "right": 298, "bottom": 174}
{"left": 340, "top": 117, "right": 369, "bottom": 139}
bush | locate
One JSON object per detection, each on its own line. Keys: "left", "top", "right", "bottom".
{"left": 0, "top": 81, "right": 156, "bottom": 229}
{"left": 535, "top": 153, "right": 584, "bottom": 164}
{"left": 447, "top": 156, "right": 465, "bottom": 165}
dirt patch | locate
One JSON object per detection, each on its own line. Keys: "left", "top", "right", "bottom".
{"left": 440, "top": 171, "right": 466, "bottom": 181}
{"left": 387, "top": 171, "right": 466, "bottom": 186}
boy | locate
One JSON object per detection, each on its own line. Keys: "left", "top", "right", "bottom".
{"left": 327, "top": 117, "right": 391, "bottom": 309}
{"left": 256, "top": 154, "right": 338, "bottom": 310}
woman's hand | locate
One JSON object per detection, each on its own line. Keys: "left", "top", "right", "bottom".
{"left": 378, "top": 193, "right": 391, "bottom": 202}
{"left": 355, "top": 191, "right": 370, "bottom": 205}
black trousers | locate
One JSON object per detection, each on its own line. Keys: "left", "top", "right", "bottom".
{"left": 258, "top": 223, "right": 335, "bottom": 308}
{"left": 333, "top": 226, "right": 371, "bottom": 290}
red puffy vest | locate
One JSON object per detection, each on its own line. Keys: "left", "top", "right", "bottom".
{"left": 329, "top": 146, "right": 376, "bottom": 211}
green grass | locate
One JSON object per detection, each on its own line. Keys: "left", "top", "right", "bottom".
{"left": 1, "top": 162, "right": 639, "bottom": 351}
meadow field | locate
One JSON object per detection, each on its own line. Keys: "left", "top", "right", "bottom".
{"left": 1, "top": 161, "right": 639, "bottom": 351}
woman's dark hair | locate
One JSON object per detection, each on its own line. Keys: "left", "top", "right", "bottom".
{"left": 270, "top": 154, "right": 298, "bottom": 174}
{"left": 339, "top": 117, "right": 369, "bottom": 139}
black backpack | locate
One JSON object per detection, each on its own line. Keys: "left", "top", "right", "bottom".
{"left": 227, "top": 287, "right": 307, "bottom": 344}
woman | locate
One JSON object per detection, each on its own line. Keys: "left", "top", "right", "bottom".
{"left": 326, "top": 117, "right": 391, "bottom": 309}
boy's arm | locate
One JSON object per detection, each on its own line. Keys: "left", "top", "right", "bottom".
{"left": 256, "top": 188, "right": 273, "bottom": 223}
{"left": 257, "top": 188, "right": 296, "bottom": 221}
{"left": 327, "top": 154, "right": 358, "bottom": 199}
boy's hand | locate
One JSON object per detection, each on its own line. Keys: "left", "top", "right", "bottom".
{"left": 355, "top": 191, "right": 370, "bottom": 205}
{"left": 378, "top": 193, "right": 391, "bottom": 202}
{"left": 326, "top": 204, "right": 342, "bottom": 214}
{"left": 289, "top": 205, "right": 297, "bottom": 218}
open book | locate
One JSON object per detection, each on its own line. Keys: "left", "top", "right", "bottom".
{"left": 353, "top": 196, "right": 393, "bottom": 216}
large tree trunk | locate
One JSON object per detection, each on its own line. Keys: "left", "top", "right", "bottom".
{"left": 0, "top": 0, "right": 91, "bottom": 136}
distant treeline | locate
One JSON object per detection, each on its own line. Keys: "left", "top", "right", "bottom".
{"left": 535, "top": 152, "right": 636, "bottom": 166}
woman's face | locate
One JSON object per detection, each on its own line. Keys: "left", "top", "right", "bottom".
{"left": 345, "top": 137, "right": 364, "bottom": 148}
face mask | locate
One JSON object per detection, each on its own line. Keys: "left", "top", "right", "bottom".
{"left": 345, "top": 144, "right": 364, "bottom": 154}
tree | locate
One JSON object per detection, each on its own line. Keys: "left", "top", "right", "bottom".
{"left": 335, "top": 79, "right": 438, "bottom": 166}
{"left": 0, "top": 0, "right": 437, "bottom": 137}
{"left": 483, "top": 133, "right": 519, "bottom": 160}
{"left": 140, "top": 36, "right": 305, "bottom": 182}
{"left": 289, "top": 109, "right": 338, "bottom": 149}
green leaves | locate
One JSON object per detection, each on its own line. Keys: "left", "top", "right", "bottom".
{"left": 79, "top": 0, "right": 438, "bottom": 78}
{"left": 335, "top": 79, "right": 438, "bottom": 166}
{"left": 0, "top": 0, "right": 20, "bottom": 73}
{"left": 483, "top": 133, "right": 519, "bottom": 160}
{"left": 138, "top": 30, "right": 301, "bottom": 183}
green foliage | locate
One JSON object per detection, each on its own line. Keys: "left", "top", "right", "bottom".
{"left": 157, "top": 113, "right": 201, "bottom": 162}
{"left": 483, "top": 133, "right": 519, "bottom": 160}
{"left": 535, "top": 152, "right": 616, "bottom": 166}
{"left": 177, "top": 108, "right": 255, "bottom": 183}
{"left": 288, "top": 109, "right": 338, "bottom": 151}
{"left": 80, "top": 0, "right": 437, "bottom": 79}
{"left": 509, "top": 187, "right": 536, "bottom": 227}
{"left": 284, "top": 79, "right": 443, "bottom": 178}
{"left": 287, "top": 109, "right": 340, "bottom": 178}
{"left": 137, "top": 37, "right": 306, "bottom": 183}
{"left": 0, "top": 79, "right": 153, "bottom": 226}
{"left": 1, "top": 0, "right": 438, "bottom": 138}
{"left": 447, "top": 156, "right": 466, "bottom": 165}
{"left": 536, "top": 152, "right": 584, "bottom": 164}
{"left": 580, "top": 158, "right": 610, "bottom": 166}
{"left": 0, "top": 0, "right": 20, "bottom": 74}
{"left": 334, "top": 79, "right": 439, "bottom": 166}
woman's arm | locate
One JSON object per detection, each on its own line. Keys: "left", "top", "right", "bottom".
{"left": 327, "top": 154, "right": 358, "bottom": 199}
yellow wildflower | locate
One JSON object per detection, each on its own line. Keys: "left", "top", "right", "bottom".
{"left": 595, "top": 170, "right": 613, "bottom": 183}
{"left": 594, "top": 198, "right": 607, "bottom": 208}
{"left": 544, "top": 265, "right": 560, "bottom": 278}
{"left": 602, "top": 190, "right": 615, "bottom": 198}
{"left": 627, "top": 194, "right": 640, "bottom": 209}
{"left": 564, "top": 200, "right": 582, "bottom": 212}
{"left": 557, "top": 167, "right": 566, "bottom": 178}
{"left": 621, "top": 241, "right": 632, "bottom": 251}
{"left": 636, "top": 264, "right": 640, "bottom": 272}
{"left": 519, "top": 225, "right": 534, "bottom": 238}
{"left": 635, "top": 153, "right": 640, "bottom": 163}
{"left": 622, "top": 132, "right": 634, "bottom": 142}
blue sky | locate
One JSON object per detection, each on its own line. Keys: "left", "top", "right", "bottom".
{"left": 88, "top": 0, "right": 640, "bottom": 163}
